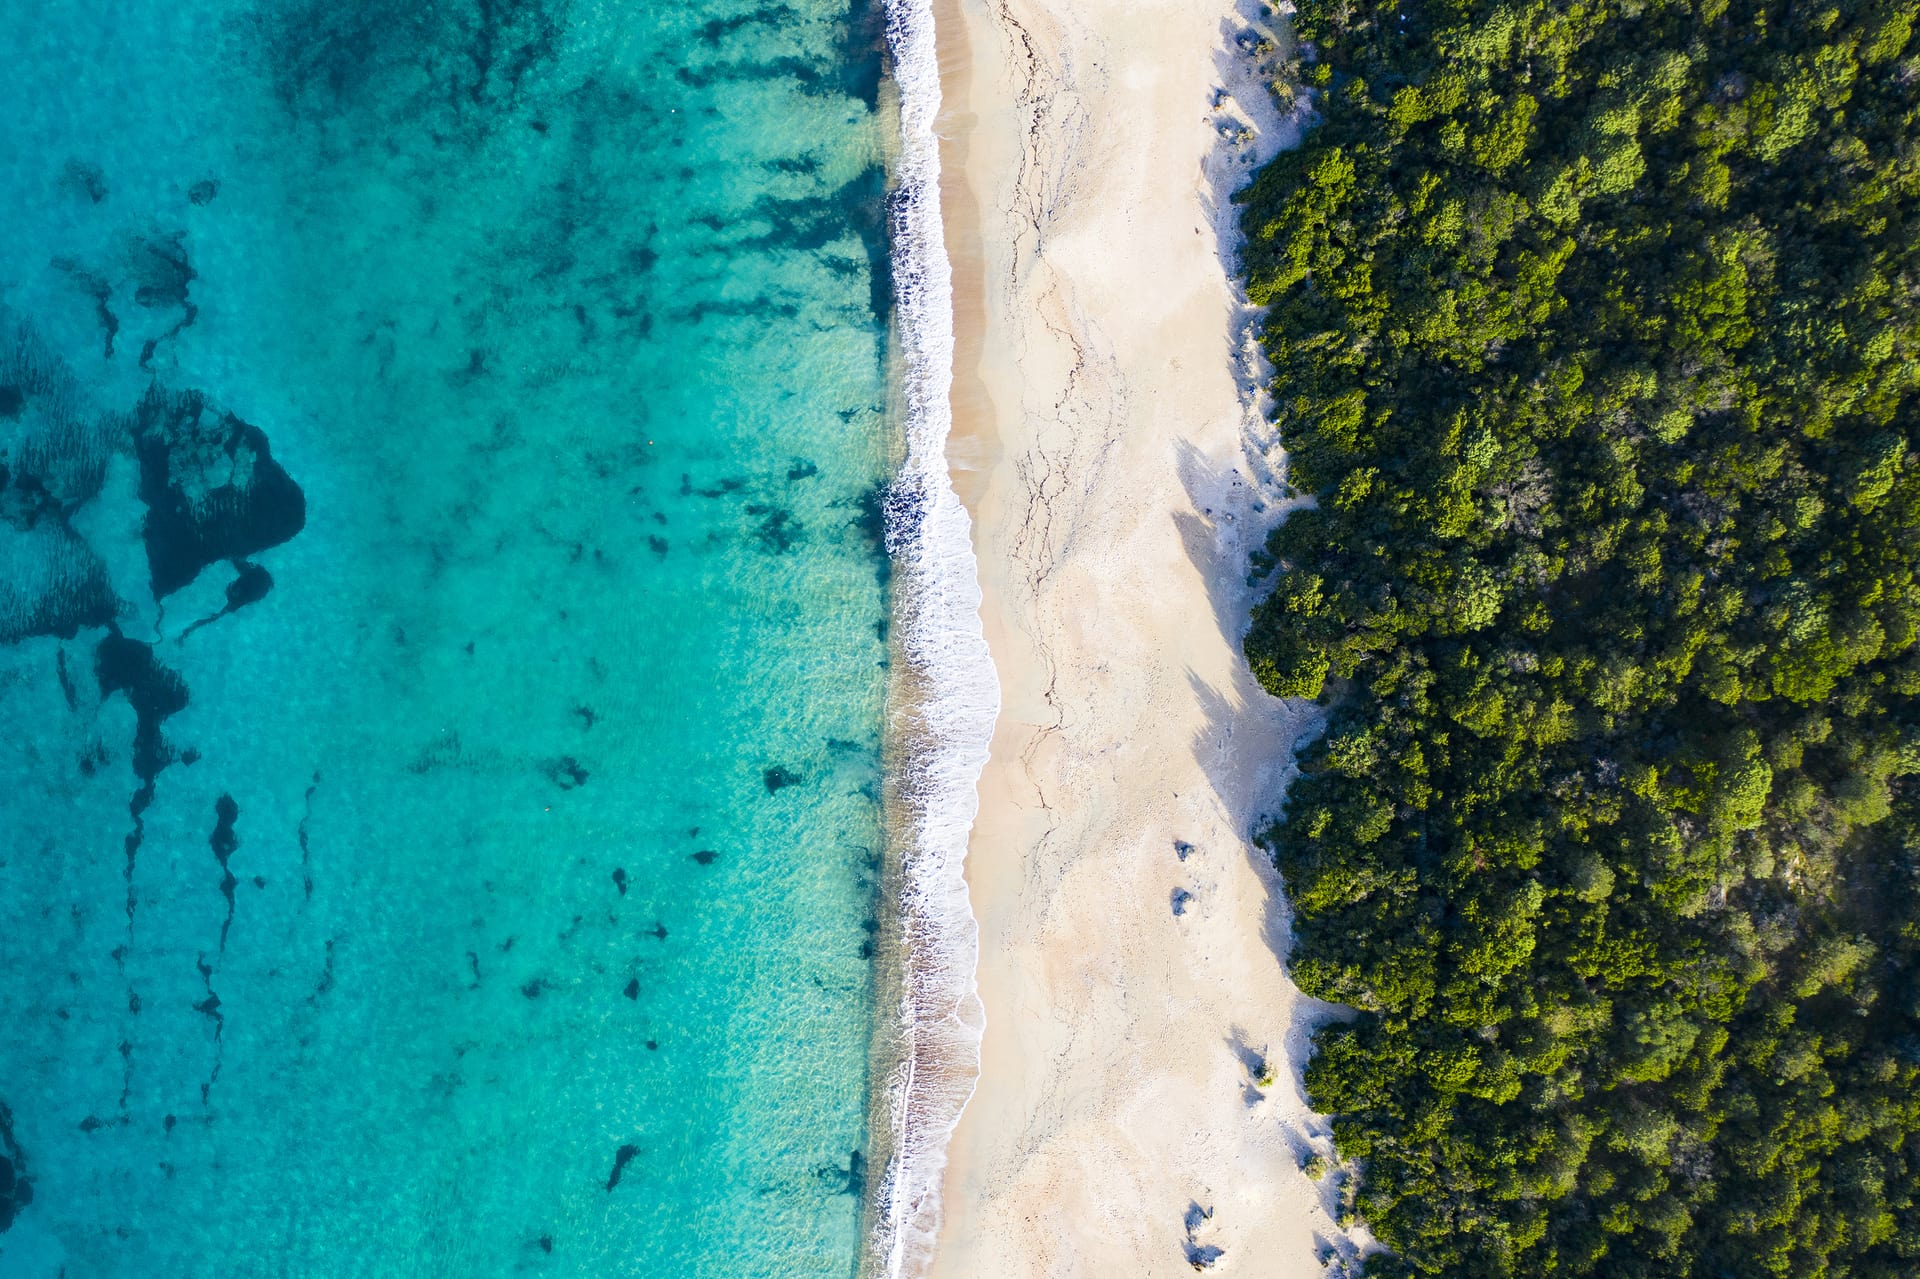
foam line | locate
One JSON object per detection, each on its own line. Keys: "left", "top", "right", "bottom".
{"left": 869, "top": 0, "right": 999, "bottom": 1272}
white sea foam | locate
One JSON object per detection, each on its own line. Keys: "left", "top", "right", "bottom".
{"left": 869, "top": 0, "right": 998, "bottom": 1274}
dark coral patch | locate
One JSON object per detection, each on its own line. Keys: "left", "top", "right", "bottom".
{"left": 62, "top": 159, "right": 108, "bottom": 203}
{"left": 763, "top": 766, "right": 801, "bottom": 793}
{"left": 55, "top": 650, "right": 78, "bottom": 709}
{"left": 604, "top": 1143, "right": 640, "bottom": 1191}
{"left": 128, "top": 232, "right": 194, "bottom": 311}
{"left": 132, "top": 387, "right": 306, "bottom": 598}
{"left": 95, "top": 632, "right": 188, "bottom": 789}
{"left": 0, "top": 1102, "right": 32, "bottom": 1233}
{"left": 224, "top": 561, "right": 273, "bottom": 612}
{"left": 816, "top": 1149, "right": 866, "bottom": 1197}
{"left": 0, "top": 522, "right": 114, "bottom": 643}
{"left": 544, "top": 756, "right": 588, "bottom": 789}
{"left": 210, "top": 795, "right": 240, "bottom": 951}
{"left": 181, "top": 561, "right": 274, "bottom": 639}
{"left": 0, "top": 322, "right": 118, "bottom": 640}
{"left": 51, "top": 262, "right": 120, "bottom": 360}
{"left": 747, "top": 505, "right": 799, "bottom": 553}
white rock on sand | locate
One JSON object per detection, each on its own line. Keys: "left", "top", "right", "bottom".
{"left": 921, "top": 0, "right": 1371, "bottom": 1274}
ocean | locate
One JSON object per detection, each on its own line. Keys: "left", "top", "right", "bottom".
{"left": 0, "top": 2, "right": 903, "bottom": 1274}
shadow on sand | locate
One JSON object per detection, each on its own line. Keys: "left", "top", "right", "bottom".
{"left": 1170, "top": 2, "right": 1374, "bottom": 1271}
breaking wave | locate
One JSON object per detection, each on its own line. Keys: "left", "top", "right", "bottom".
{"left": 867, "top": 0, "right": 999, "bottom": 1274}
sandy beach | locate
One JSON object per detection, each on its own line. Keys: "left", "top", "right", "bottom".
{"left": 919, "top": 0, "right": 1364, "bottom": 1273}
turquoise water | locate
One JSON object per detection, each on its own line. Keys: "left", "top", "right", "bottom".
{"left": 0, "top": 3, "right": 895, "bottom": 1275}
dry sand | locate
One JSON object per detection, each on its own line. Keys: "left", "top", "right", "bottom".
{"left": 920, "top": 0, "right": 1370, "bottom": 1274}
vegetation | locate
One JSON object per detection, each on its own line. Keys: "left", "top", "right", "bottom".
{"left": 1236, "top": 0, "right": 1920, "bottom": 1273}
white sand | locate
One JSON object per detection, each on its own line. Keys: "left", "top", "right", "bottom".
{"left": 920, "top": 0, "right": 1370, "bottom": 1274}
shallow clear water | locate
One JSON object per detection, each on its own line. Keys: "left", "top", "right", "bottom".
{"left": 0, "top": 3, "right": 892, "bottom": 1275}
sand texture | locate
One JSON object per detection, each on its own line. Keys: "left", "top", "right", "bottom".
{"left": 925, "top": 0, "right": 1371, "bottom": 1274}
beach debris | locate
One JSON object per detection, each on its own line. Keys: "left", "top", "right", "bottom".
{"left": 1174, "top": 838, "right": 1196, "bottom": 860}
{"left": 1171, "top": 887, "right": 1195, "bottom": 916}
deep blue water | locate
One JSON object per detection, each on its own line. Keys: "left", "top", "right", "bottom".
{"left": 0, "top": 3, "right": 894, "bottom": 1274}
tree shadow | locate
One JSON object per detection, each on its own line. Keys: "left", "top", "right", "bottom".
{"left": 1198, "top": 0, "right": 1315, "bottom": 500}
{"left": 1312, "top": 1227, "right": 1367, "bottom": 1276}
{"left": 1224, "top": 1023, "right": 1267, "bottom": 1076}
{"left": 1179, "top": 3, "right": 1381, "bottom": 1262}
{"left": 1224, "top": 1024, "right": 1273, "bottom": 1107}
{"left": 1182, "top": 1199, "right": 1226, "bottom": 1269}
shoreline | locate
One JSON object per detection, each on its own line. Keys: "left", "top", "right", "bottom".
{"left": 862, "top": 0, "right": 997, "bottom": 1274}
{"left": 920, "top": 0, "right": 1365, "bottom": 1275}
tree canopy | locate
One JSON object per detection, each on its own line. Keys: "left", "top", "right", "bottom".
{"left": 1237, "top": 0, "right": 1920, "bottom": 1272}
